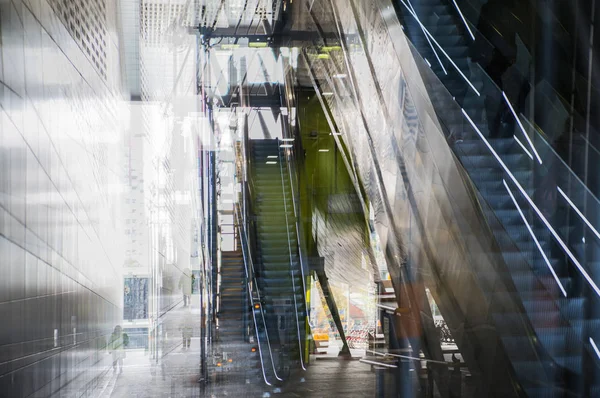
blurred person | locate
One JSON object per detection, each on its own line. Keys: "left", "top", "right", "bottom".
{"left": 180, "top": 310, "right": 194, "bottom": 349}
{"left": 108, "top": 325, "right": 129, "bottom": 374}
{"left": 471, "top": 0, "right": 520, "bottom": 138}
{"left": 179, "top": 267, "right": 193, "bottom": 307}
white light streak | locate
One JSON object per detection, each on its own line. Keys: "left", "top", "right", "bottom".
{"left": 502, "top": 91, "right": 542, "bottom": 164}
{"left": 451, "top": 0, "right": 475, "bottom": 40}
{"left": 591, "top": 337, "right": 600, "bottom": 359}
{"left": 359, "top": 359, "right": 398, "bottom": 368}
{"left": 514, "top": 135, "right": 533, "bottom": 160}
{"left": 503, "top": 180, "right": 567, "bottom": 297}
{"left": 557, "top": 186, "right": 600, "bottom": 242}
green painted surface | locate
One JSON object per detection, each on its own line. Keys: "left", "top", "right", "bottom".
{"left": 296, "top": 92, "right": 368, "bottom": 256}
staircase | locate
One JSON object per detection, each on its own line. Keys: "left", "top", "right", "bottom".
{"left": 395, "top": 0, "right": 600, "bottom": 394}
{"left": 250, "top": 139, "right": 307, "bottom": 376}
{"left": 217, "top": 249, "right": 261, "bottom": 382}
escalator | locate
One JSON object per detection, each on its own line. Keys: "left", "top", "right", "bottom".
{"left": 249, "top": 139, "right": 308, "bottom": 377}
{"left": 370, "top": 0, "right": 600, "bottom": 394}
{"left": 212, "top": 132, "right": 289, "bottom": 389}
{"left": 394, "top": 0, "right": 485, "bottom": 113}
{"left": 216, "top": 249, "right": 262, "bottom": 382}
{"left": 234, "top": 199, "right": 284, "bottom": 387}
{"left": 393, "top": 1, "right": 600, "bottom": 395}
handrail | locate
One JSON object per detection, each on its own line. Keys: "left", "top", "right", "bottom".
{"left": 284, "top": 136, "right": 310, "bottom": 309}
{"left": 276, "top": 138, "right": 307, "bottom": 371}
{"left": 281, "top": 58, "right": 310, "bottom": 331}
{"left": 234, "top": 202, "right": 283, "bottom": 382}
{"left": 288, "top": 142, "right": 310, "bottom": 327}
{"left": 235, "top": 214, "right": 272, "bottom": 387}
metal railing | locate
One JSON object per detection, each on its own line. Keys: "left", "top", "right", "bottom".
{"left": 276, "top": 138, "right": 307, "bottom": 371}
{"left": 234, "top": 201, "right": 283, "bottom": 384}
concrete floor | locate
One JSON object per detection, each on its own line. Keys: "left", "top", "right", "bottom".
{"left": 278, "top": 357, "right": 377, "bottom": 397}
{"left": 86, "top": 298, "right": 378, "bottom": 398}
{"left": 92, "top": 342, "right": 203, "bottom": 398}
{"left": 86, "top": 309, "right": 464, "bottom": 398}
{"left": 91, "top": 347, "right": 377, "bottom": 397}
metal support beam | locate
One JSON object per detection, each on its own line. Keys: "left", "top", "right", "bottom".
{"left": 310, "top": 257, "right": 351, "bottom": 357}
{"left": 199, "top": 27, "right": 341, "bottom": 47}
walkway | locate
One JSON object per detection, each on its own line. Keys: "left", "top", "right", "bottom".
{"left": 89, "top": 305, "right": 377, "bottom": 398}
{"left": 92, "top": 349, "right": 376, "bottom": 397}
{"left": 92, "top": 302, "right": 204, "bottom": 398}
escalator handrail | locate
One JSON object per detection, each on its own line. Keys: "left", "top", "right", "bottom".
{"left": 276, "top": 138, "right": 307, "bottom": 371}
{"left": 283, "top": 135, "right": 310, "bottom": 310}
{"left": 284, "top": 141, "right": 311, "bottom": 360}
{"left": 280, "top": 59, "right": 311, "bottom": 326}
{"left": 234, "top": 203, "right": 283, "bottom": 383}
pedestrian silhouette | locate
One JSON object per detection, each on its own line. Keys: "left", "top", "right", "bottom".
{"left": 180, "top": 309, "right": 194, "bottom": 349}
{"left": 108, "top": 325, "right": 129, "bottom": 374}
{"left": 179, "top": 268, "right": 193, "bottom": 307}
